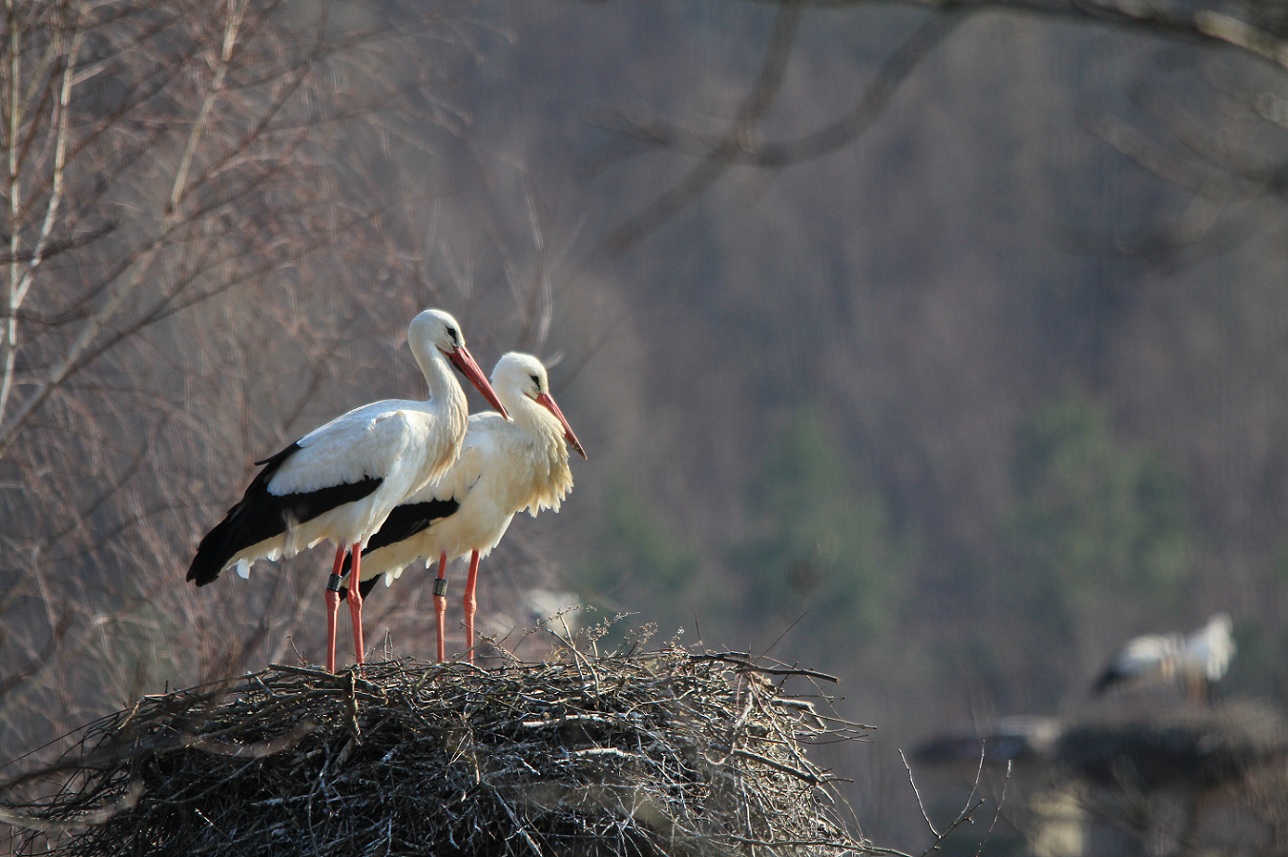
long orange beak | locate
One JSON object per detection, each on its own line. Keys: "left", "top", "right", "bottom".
{"left": 536, "top": 392, "right": 587, "bottom": 460}
{"left": 447, "top": 344, "right": 509, "bottom": 419}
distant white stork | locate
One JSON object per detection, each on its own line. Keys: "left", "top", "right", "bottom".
{"left": 1093, "top": 613, "right": 1236, "bottom": 701}
{"left": 1178, "top": 613, "right": 1236, "bottom": 701}
{"left": 521, "top": 588, "right": 583, "bottom": 639}
{"left": 1092, "top": 630, "right": 1183, "bottom": 696}
{"left": 339, "top": 352, "right": 586, "bottom": 663}
{"left": 186, "top": 309, "right": 508, "bottom": 673}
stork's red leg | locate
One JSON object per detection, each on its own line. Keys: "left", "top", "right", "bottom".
{"left": 463, "top": 551, "right": 481, "bottom": 665}
{"left": 325, "top": 544, "right": 346, "bottom": 673}
{"left": 433, "top": 551, "right": 448, "bottom": 663}
{"left": 346, "top": 542, "right": 365, "bottom": 668}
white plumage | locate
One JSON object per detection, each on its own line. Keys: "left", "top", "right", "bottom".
{"left": 340, "top": 352, "right": 586, "bottom": 663}
{"left": 235, "top": 404, "right": 449, "bottom": 570}
{"left": 1092, "top": 613, "right": 1236, "bottom": 701}
{"left": 187, "top": 309, "right": 508, "bottom": 672}
{"left": 1178, "top": 613, "right": 1236, "bottom": 699}
{"left": 1092, "top": 632, "right": 1183, "bottom": 695}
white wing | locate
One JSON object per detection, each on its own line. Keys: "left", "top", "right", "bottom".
{"left": 267, "top": 400, "right": 428, "bottom": 496}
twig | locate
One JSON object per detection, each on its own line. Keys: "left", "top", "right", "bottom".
{"left": 974, "top": 760, "right": 1012, "bottom": 857}
{"left": 900, "top": 748, "right": 942, "bottom": 838}
{"left": 690, "top": 653, "right": 840, "bottom": 684}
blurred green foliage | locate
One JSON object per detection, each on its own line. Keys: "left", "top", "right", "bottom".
{"left": 574, "top": 407, "right": 912, "bottom": 656}
{"left": 723, "top": 406, "right": 912, "bottom": 655}
{"left": 576, "top": 480, "right": 701, "bottom": 609}
{"left": 967, "top": 388, "right": 1197, "bottom": 706}
{"left": 578, "top": 389, "right": 1202, "bottom": 703}
{"left": 1004, "top": 387, "right": 1193, "bottom": 621}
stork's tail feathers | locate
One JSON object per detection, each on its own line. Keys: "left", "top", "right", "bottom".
{"left": 1091, "top": 668, "right": 1122, "bottom": 696}
{"left": 335, "top": 498, "right": 460, "bottom": 599}
{"left": 186, "top": 442, "right": 382, "bottom": 586}
{"left": 337, "top": 573, "right": 384, "bottom": 604}
{"left": 187, "top": 515, "right": 248, "bottom": 587}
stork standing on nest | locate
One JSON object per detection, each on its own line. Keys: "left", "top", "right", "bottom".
{"left": 340, "top": 352, "right": 586, "bottom": 663}
{"left": 1092, "top": 630, "right": 1183, "bottom": 696}
{"left": 1092, "top": 613, "right": 1236, "bottom": 701}
{"left": 186, "top": 309, "right": 508, "bottom": 672}
{"left": 1178, "top": 613, "right": 1236, "bottom": 701}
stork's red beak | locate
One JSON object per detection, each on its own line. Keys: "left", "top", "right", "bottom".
{"left": 536, "top": 392, "right": 587, "bottom": 460}
{"left": 448, "top": 344, "right": 509, "bottom": 419}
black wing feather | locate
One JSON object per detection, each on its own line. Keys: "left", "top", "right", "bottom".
{"left": 1091, "top": 666, "right": 1125, "bottom": 695}
{"left": 337, "top": 498, "right": 460, "bottom": 600}
{"left": 186, "top": 441, "right": 382, "bottom": 586}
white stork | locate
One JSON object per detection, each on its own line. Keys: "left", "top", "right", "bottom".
{"left": 339, "top": 352, "right": 586, "bottom": 663}
{"left": 186, "top": 309, "right": 508, "bottom": 673}
{"left": 1092, "top": 613, "right": 1236, "bottom": 701}
{"left": 1092, "top": 630, "right": 1183, "bottom": 695}
{"left": 1178, "top": 613, "right": 1236, "bottom": 701}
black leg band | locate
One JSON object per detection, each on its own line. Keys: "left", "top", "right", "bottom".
{"left": 433, "top": 578, "right": 448, "bottom": 597}
{"left": 326, "top": 573, "right": 343, "bottom": 593}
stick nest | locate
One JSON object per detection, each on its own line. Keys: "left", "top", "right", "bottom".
{"left": 2, "top": 648, "right": 871, "bottom": 856}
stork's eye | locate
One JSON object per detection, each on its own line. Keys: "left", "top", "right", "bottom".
{"left": 530, "top": 373, "right": 542, "bottom": 392}
{"left": 445, "top": 326, "right": 458, "bottom": 344}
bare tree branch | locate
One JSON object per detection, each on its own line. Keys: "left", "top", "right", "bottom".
{"left": 831, "top": 0, "right": 1288, "bottom": 69}
{"left": 588, "top": 0, "right": 1288, "bottom": 257}
{"left": 594, "top": 0, "right": 806, "bottom": 254}
{"left": 593, "top": 6, "right": 963, "bottom": 254}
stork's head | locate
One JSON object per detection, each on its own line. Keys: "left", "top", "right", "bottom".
{"left": 408, "top": 309, "right": 508, "bottom": 419}
{"left": 1208, "top": 613, "right": 1234, "bottom": 637}
{"left": 493, "top": 352, "right": 587, "bottom": 459}
{"left": 407, "top": 308, "right": 460, "bottom": 353}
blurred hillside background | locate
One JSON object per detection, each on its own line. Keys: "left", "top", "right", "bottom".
{"left": 3, "top": 0, "right": 1288, "bottom": 851}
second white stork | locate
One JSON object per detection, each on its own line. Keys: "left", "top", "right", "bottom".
{"left": 1092, "top": 630, "right": 1183, "bottom": 695}
{"left": 1178, "top": 613, "right": 1236, "bottom": 701}
{"left": 339, "top": 352, "right": 586, "bottom": 663}
{"left": 186, "top": 309, "right": 508, "bottom": 672}
{"left": 1092, "top": 613, "right": 1237, "bottom": 702}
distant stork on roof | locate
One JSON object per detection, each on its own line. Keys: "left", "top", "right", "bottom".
{"left": 1092, "top": 631, "right": 1183, "bottom": 696}
{"left": 1093, "top": 614, "right": 1236, "bottom": 701}
{"left": 1178, "top": 613, "right": 1236, "bottom": 701}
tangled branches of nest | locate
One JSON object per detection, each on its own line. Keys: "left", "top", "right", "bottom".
{"left": 1, "top": 645, "right": 872, "bottom": 856}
